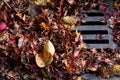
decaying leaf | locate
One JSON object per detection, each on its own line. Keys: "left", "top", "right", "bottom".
{"left": 0, "top": 0, "right": 4, "bottom": 9}
{"left": 67, "top": 0, "right": 75, "bottom": 5}
{"left": 35, "top": 0, "right": 47, "bottom": 6}
{"left": 35, "top": 50, "right": 53, "bottom": 68}
{"left": 42, "top": 50, "right": 53, "bottom": 65}
{"left": 40, "top": 22, "right": 50, "bottom": 30}
{"left": 0, "top": 22, "right": 7, "bottom": 30}
{"left": 78, "top": 43, "right": 87, "bottom": 49}
{"left": 16, "top": 13, "right": 26, "bottom": 21}
{"left": 47, "top": 0, "right": 52, "bottom": 3}
{"left": 35, "top": 53, "right": 45, "bottom": 68}
{"left": 61, "top": 16, "right": 76, "bottom": 30}
{"left": 114, "top": 0, "right": 120, "bottom": 7}
{"left": 44, "top": 40, "right": 55, "bottom": 56}
{"left": 113, "top": 64, "right": 120, "bottom": 76}
{"left": 76, "top": 76, "right": 82, "bottom": 80}
{"left": 35, "top": 40, "right": 55, "bottom": 68}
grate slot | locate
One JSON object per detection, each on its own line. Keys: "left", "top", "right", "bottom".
{"left": 84, "top": 40, "right": 109, "bottom": 44}
{"left": 75, "top": 10, "right": 118, "bottom": 49}
{"left": 83, "top": 35, "right": 110, "bottom": 40}
{"left": 80, "top": 30, "right": 108, "bottom": 34}
{"left": 83, "top": 12, "right": 104, "bottom": 16}
{"left": 81, "top": 21, "right": 107, "bottom": 25}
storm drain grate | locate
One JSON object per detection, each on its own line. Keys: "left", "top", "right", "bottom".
{"left": 75, "top": 11, "right": 117, "bottom": 49}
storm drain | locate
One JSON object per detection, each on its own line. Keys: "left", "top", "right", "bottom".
{"left": 74, "top": 11, "right": 117, "bottom": 49}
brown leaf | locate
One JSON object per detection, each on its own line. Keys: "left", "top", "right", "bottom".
{"left": 44, "top": 40, "right": 55, "bottom": 56}
{"left": 35, "top": 53, "right": 45, "bottom": 68}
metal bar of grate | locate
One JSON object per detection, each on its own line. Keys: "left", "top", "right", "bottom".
{"left": 75, "top": 10, "right": 118, "bottom": 49}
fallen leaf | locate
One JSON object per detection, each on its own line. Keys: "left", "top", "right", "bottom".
{"left": 113, "top": 64, "right": 120, "bottom": 76}
{"left": 76, "top": 76, "right": 82, "bottom": 80}
{"left": 35, "top": 50, "right": 53, "bottom": 68}
{"left": 35, "top": 0, "right": 47, "bottom": 6}
{"left": 40, "top": 22, "right": 50, "bottom": 30}
{"left": 44, "top": 40, "right": 55, "bottom": 56}
{"left": 47, "top": 0, "right": 51, "bottom": 3}
{"left": 67, "top": 0, "right": 75, "bottom": 5}
{"left": 42, "top": 50, "right": 53, "bottom": 65}
{"left": 114, "top": 0, "right": 120, "bottom": 7}
{"left": 0, "top": 22, "right": 7, "bottom": 30}
{"left": 0, "top": 1, "right": 4, "bottom": 9}
{"left": 35, "top": 53, "right": 45, "bottom": 68}
{"left": 61, "top": 16, "right": 76, "bottom": 30}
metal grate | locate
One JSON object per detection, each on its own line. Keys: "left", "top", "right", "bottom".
{"left": 75, "top": 11, "right": 118, "bottom": 49}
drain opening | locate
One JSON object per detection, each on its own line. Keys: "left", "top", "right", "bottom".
{"left": 83, "top": 12, "right": 104, "bottom": 16}
{"left": 79, "top": 30, "right": 108, "bottom": 34}
{"left": 81, "top": 21, "right": 107, "bottom": 25}
{"left": 83, "top": 40, "right": 109, "bottom": 44}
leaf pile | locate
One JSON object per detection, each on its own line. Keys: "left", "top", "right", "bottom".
{"left": 0, "top": 0, "right": 120, "bottom": 79}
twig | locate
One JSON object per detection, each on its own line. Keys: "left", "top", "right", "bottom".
{"left": 3, "top": 0, "right": 12, "bottom": 9}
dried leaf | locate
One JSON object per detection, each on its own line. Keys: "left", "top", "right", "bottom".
{"left": 61, "top": 16, "right": 76, "bottom": 30}
{"left": 61, "top": 16, "right": 76, "bottom": 25}
{"left": 35, "top": 53, "right": 45, "bottom": 68}
{"left": 0, "top": 1, "right": 4, "bottom": 9}
{"left": 78, "top": 43, "right": 87, "bottom": 49}
{"left": 16, "top": 13, "right": 26, "bottom": 22}
{"left": 67, "top": 0, "right": 75, "bottom": 5}
{"left": 0, "top": 22, "right": 7, "bottom": 30}
{"left": 40, "top": 22, "right": 50, "bottom": 30}
{"left": 35, "top": 50, "right": 53, "bottom": 68}
{"left": 16, "top": 13, "right": 23, "bottom": 20}
{"left": 44, "top": 40, "right": 55, "bottom": 56}
{"left": 47, "top": 0, "right": 51, "bottom": 3}
{"left": 76, "top": 76, "right": 82, "bottom": 80}
{"left": 88, "top": 67, "right": 97, "bottom": 71}
{"left": 35, "top": 0, "right": 47, "bottom": 6}
{"left": 114, "top": 0, "right": 120, "bottom": 7}
{"left": 42, "top": 50, "right": 53, "bottom": 65}
{"left": 104, "top": 58, "right": 112, "bottom": 63}
{"left": 113, "top": 64, "right": 120, "bottom": 76}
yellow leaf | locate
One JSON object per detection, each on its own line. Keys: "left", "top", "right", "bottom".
{"left": 40, "top": 22, "right": 50, "bottom": 30}
{"left": 61, "top": 16, "right": 76, "bottom": 30}
{"left": 75, "top": 30, "right": 80, "bottom": 37}
{"left": 35, "top": 53, "right": 45, "bottom": 68}
{"left": 76, "top": 76, "right": 82, "bottom": 80}
{"left": 16, "top": 13, "right": 22, "bottom": 19}
{"left": 43, "top": 50, "right": 53, "bottom": 65}
{"left": 35, "top": 0, "right": 47, "bottom": 5}
{"left": 44, "top": 40, "right": 55, "bottom": 56}
{"left": 113, "top": 64, "right": 120, "bottom": 75}
{"left": 114, "top": 0, "right": 120, "bottom": 7}
{"left": 87, "top": 67, "right": 97, "bottom": 71}
{"left": 35, "top": 50, "right": 53, "bottom": 68}
{"left": 35, "top": 40, "right": 55, "bottom": 68}
{"left": 47, "top": 0, "right": 51, "bottom": 3}
{"left": 61, "top": 16, "right": 76, "bottom": 25}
